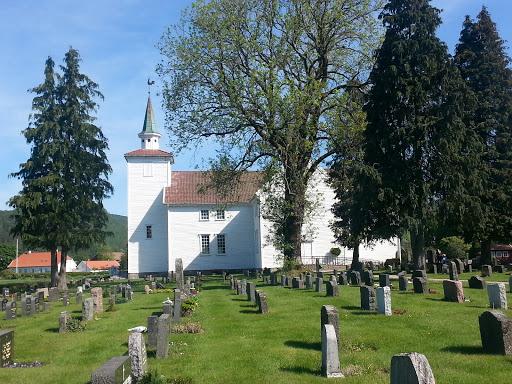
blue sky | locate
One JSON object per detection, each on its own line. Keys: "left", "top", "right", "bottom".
{"left": 1, "top": 0, "right": 510, "bottom": 217}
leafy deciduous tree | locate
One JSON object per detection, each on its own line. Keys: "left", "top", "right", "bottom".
{"left": 157, "top": 0, "right": 384, "bottom": 266}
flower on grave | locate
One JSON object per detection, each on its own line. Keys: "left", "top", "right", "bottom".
{"left": 393, "top": 309, "right": 407, "bottom": 316}
{"left": 429, "top": 290, "right": 438, "bottom": 294}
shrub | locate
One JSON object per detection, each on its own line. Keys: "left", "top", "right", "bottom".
{"left": 440, "top": 236, "right": 470, "bottom": 260}
{"left": 0, "top": 269, "right": 18, "bottom": 279}
{"left": 330, "top": 247, "right": 341, "bottom": 256}
{"left": 173, "top": 321, "right": 204, "bottom": 334}
{"left": 181, "top": 297, "right": 198, "bottom": 316}
{"left": 138, "top": 370, "right": 169, "bottom": 384}
{"left": 66, "top": 318, "right": 86, "bottom": 333}
{"left": 115, "top": 297, "right": 128, "bottom": 304}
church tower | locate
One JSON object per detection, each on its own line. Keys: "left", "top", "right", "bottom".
{"left": 125, "top": 95, "right": 173, "bottom": 278}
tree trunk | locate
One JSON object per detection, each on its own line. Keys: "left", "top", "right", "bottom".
{"left": 51, "top": 249, "right": 59, "bottom": 287}
{"left": 351, "top": 238, "right": 362, "bottom": 271}
{"left": 480, "top": 238, "right": 492, "bottom": 266}
{"left": 57, "top": 248, "right": 68, "bottom": 291}
{"left": 410, "top": 227, "right": 426, "bottom": 270}
{"left": 282, "top": 168, "right": 307, "bottom": 269}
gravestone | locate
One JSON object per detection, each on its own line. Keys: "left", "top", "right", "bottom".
{"left": 468, "top": 276, "right": 487, "bottom": 289}
{"left": 151, "top": 281, "right": 157, "bottom": 290}
{"left": 59, "top": 311, "right": 71, "bottom": 333}
{"left": 62, "top": 295, "right": 68, "bottom": 306}
{"left": 241, "top": 279, "right": 247, "bottom": 295}
{"left": 281, "top": 275, "right": 286, "bottom": 287}
{"left": 0, "top": 298, "right": 7, "bottom": 312}
{"left": 82, "top": 298, "right": 94, "bottom": 321}
{"left": 494, "top": 265, "right": 506, "bottom": 274}
{"left": 321, "top": 324, "right": 344, "bottom": 378}
{"left": 326, "top": 280, "right": 339, "bottom": 297}
{"left": 0, "top": 330, "right": 14, "bottom": 367}
{"left": 43, "top": 302, "right": 51, "bottom": 312}
{"left": 339, "top": 272, "right": 348, "bottom": 286}
{"left": 315, "top": 277, "right": 324, "bottom": 293}
{"left": 147, "top": 315, "right": 158, "bottom": 348}
{"left": 15, "top": 292, "right": 21, "bottom": 302}
{"left": 399, "top": 274, "right": 408, "bottom": 291}
{"left": 109, "top": 295, "right": 115, "bottom": 306}
{"left": 91, "top": 287, "right": 103, "bottom": 314}
{"left": 176, "top": 258, "right": 184, "bottom": 291}
{"left": 173, "top": 290, "right": 182, "bottom": 323}
{"left": 247, "top": 282, "right": 256, "bottom": 302}
{"left": 129, "top": 331, "right": 148, "bottom": 381}
{"left": 479, "top": 310, "right": 512, "bottom": 355}
{"left": 125, "top": 286, "right": 133, "bottom": 300}
{"left": 144, "top": 285, "right": 150, "bottom": 295}
{"left": 321, "top": 305, "right": 339, "bottom": 346}
{"left": 412, "top": 270, "right": 427, "bottom": 280}
{"left": 413, "top": 277, "right": 429, "bottom": 294}
{"left": 360, "top": 285, "right": 376, "bottom": 311}
{"left": 455, "top": 258, "right": 464, "bottom": 275}
{"left": 270, "top": 273, "right": 278, "bottom": 286}
{"left": 156, "top": 314, "right": 170, "bottom": 358}
{"left": 317, "top": 271, "right": 324, "bottom": 279}
{"left": 443, "top": 280, "right": 464, "bottom": 303}
{"left": 5, "top": 302, "right": 16, "bottom": 321}
{"left": 36, "top": 290, "right": 45, "bottom": 303}
{"left": 76, "top": 292, "right": 83, "bottom": 305}
{"left": 286, "top": 276, "right": 293, "bottom": 287}
{"left": 230, "top": 276, "right": 235, "bottom": 290}
{"left": 362, "top": 270, "right": 374, "bottom": 286}
{"left": 387, "top": 265, "right": 393, "bottom": 273}
{"left": 379, "top": 274, "right": 390, "bottom": 288}
{"left": 21, "top": 296, "right": 31, "bottom": 317}
{"left": 255, "top": 290, "right": 269, "bottom": 314}
{"left": 305, "top": 273, "right": 313, "bottom": 289}
{"left": 350, "top": 271, "right": 361, "bottom": 285}
{"left": 91, "top": 356, "right": 131, "bottom": 384}
{"left": 292, "top": 277, "right": 304, "bottom": 289}
{"left": 236, "top": 281, "right": 242, "bottom": 295}
{"left": 49, "top": 287, "right": 59, "bottom": 302}
{"left": 481, "top": 265, "right": 492, "bottom": 277}
{"left": 377, "top": 286, "right": 391, "bottom": 315}
{"left": 449, "top": 261, "right": 459, "bottom": 281}
{"left": 488, "top": 283, "right": 507, "bottom": 309}
{"left": 2, "top": 288, "right": 8, "bottom": 298}
{"left": 163, "top": 303, "right": 172, "bottom": 315}
{"left": 390, "top": 352, "right": 435, "bottom": 384}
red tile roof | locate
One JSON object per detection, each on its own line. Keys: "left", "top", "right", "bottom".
{"left": 82, "top": 260, "right": 120, "bottom": 270}
{"left": 124, "top": 149, "right": 173, "bottom": 157}
{"left": 165, "top": 171, "right": 264, "bottom": 204}
{"left": 491, "top": 244, "right": 512, "bottom": 251}
{"left": 7, "top": 252, "right": 72, "bottom": 268}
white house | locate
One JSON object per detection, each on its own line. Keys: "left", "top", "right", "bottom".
{"left": 8, "top": 251, "right": 77, "bottom": 273}
{"left": 125, "top": 97, "right": 398, "bottom": 277}
{"left": 75, "top": 260, "right": 120, "bottom": 273}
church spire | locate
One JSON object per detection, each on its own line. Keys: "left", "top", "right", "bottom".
{"left": 141, "top": 97, "right": 158, "bottom": 134}
{"left": 138, "top": 82, "right": 161, "bottom": 150}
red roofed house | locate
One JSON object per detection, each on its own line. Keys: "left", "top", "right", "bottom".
{"left": 124, "top": 97, "right": 398, "bottom": 277}
{"left": 8, "top": 251, "right": 77, "bottom": 273}
{"left": 75, "top": 260, "right": 121, "bottom": 273}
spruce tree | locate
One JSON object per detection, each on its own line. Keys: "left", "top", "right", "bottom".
{"left": 9, "top": 48, "right": 112, "bottom": 288}
{"left": 363, "top": 0, "right": 475, "bottom": 270}
{"left": 454, "top": 7, "right": 512, "bottom": 265}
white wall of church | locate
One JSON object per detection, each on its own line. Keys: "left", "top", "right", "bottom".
{"left": 127, "top": 157, "right": 170, "bottom": 274}
{"left": 167, "top": 203, "right": 258, "bottom": 271}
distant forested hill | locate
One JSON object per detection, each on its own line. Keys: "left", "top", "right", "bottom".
{"left": 0, "top": 210, "right": 127, "bottom": 261}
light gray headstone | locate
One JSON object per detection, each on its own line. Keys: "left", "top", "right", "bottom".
{"left": 163, "top": 303, "right": 172, "bottom": 315}
{"left": 390, "top": 352, "right": 435, "bottom": 384}
{"left": 82, "top": 298, "right": 94, "bottom": 321}
{"left": 176, "top": 258, "right": 184, "bottom": 291}
{"left": 156, "top": 314, "right": 170, "bottom": 358}
{"left": 256, "top": 290, "right": 269, "bottom": 314}
{"left": 316, "top": 277, "right": 324, "bottom": 293}
{"left": 147, "top": 316, "right": 158, "bottom": 348}
{"left": 306, "top": 273, "right": 313, "bottom": 289}
{"left": 5, "top": 302, "right": 16, "bottom": 321}
{"left": 59, "top": 311, "right": 71, "bottom": 333}
{"left": 377, "top": 286, "right": 391, "bottom": 315}
{"left": 91, "top": 287, "right": 103, "bottom": 314}
{"left": 129, "top": 331, "right": 148, "bottom": 381}
{"left": 321, "top": 324, "right": 344, "bottom": 378}
{"left": 488, "top": 283, "right": 507, "bottom": 309}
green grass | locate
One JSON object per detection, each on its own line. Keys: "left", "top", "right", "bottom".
{"left": 0, "top": 275, "right": 511, "bottom": 384}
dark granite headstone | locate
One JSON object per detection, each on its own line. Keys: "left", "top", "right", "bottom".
{"left": 292, "top": 277, "right": 304, "bottom": 289}
{"left": 255, "top": 290, "right": 269, "bottom": 314}
{"left": 481, "top": 265, "right": 492, "bottom": 277}
{"left": 5, "top": 302, "right": 16, "bottom": 321}
{"left": 315, "top": 277, "right": 323, "bottom": 293}
{"left": 479, "top": 310, "right": 512, "bottom": 355}
{"left": 413, "top": 277, "right": 429, "bottom": 294}
{"left": 399, "top": 275, "right": 408, "bottom": 291}
{"left": 305, "top": 273, "right": 313, "bottom": 289}
{"left": 455, "top": 258, "right": 465, "bottom": 275}
{"left": 326, "top": 281, "right": 339, "bottom": 297}
{"left": 156, "top": 314, "right": 170, "bottom": 358}
{"left": 350, "top": 271, "right": 361, "bottom": 285}
{"left": 390, "top": 353, "right": 435, "bottom": 384}
{"left": 338, "top": 272, "right": 348, "bottom": 286}
{"left": 247, "top": 282, "right": 256, "bottom": 302}
{"left": 360, "top": 285, "right": 376, "bottom": 311}
{"left": 449, "top": 261, "right": 459, "bottom": 281}
{"left": 362, "top": 270, "right": 374, "bottom": 286}
{"left": 270, "top": 273, "right": 278, "bottom": 286}
{"left": 91, "top": 356, "right": 131, "bottom": 384}
{"left": 412, "top": 270, "right": 427, "bottom": 280}
{"left": 379, "top": 274, "right": 390, "bottom": 288}
{"left": 321, "top": 305, "right": 339, "bottom": 347}
{"left": 147, "top": 316, "right": 158, "bottom": 349}
{"left": 468, "top": 275, "right": 487, "bottom": 289}
{"left": 0, "top": 330, "right": 14, "bottom": 367}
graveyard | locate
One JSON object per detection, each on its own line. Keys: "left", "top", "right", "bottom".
{"left": 0, "top": 269, "right": 511, "bottom": 384}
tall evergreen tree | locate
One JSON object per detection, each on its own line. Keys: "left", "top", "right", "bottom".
{"left": 362, "top": 0, "right": 476, "bottom": 270}
{"left": 9, "top": 48, "right": 113, "bottom": 288}
{"left": 454, "top": 7, "right": 512, "bottom": 265}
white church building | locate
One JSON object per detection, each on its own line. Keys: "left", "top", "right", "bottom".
{"left": 125, "top": 97, "right": 398, "bottom": 277}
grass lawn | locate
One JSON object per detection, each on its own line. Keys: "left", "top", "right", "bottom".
{"left": 0, "top": 274, "right": 511, "bottom": 384}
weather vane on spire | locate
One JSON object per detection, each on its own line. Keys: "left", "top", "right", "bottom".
{"left": 147, "top": 78, "right": 155, "bottom": 97}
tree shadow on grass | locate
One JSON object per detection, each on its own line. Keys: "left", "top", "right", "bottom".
{"left": 351, "top": 310, "right": 378, "bottom": 316}
{"left": 441, "top": 345, "right": 486, "bottom": 355}
{"left": 231, "top": 297, "right": 248, "bottom": 302}
{"left": 280, "top": 366, "right": 321, "bottom": 376}
{"left": 339, "top": 305, "right": 360, "bottom": 311}
{"left": 284, "top": 340, "right": 321, "bottom": 351}
{"left": 199, "top": 285, "right": 230, "bottom": 291}
{"left": 45, "top": 327, "right": 60, "bottom": 333}
{"left": 239, "top": 309, "right": 259, "bottom": 314}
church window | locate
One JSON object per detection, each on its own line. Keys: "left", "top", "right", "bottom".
{"left": 217, "top": 234, "right": 226, "bottom": 254}
{"left": 200, "top": 234, "right": 210, "bottom": 254}
{"left": 200, "top": 210, "right": 209, "bottom": 220}
{"left": 215, "top": 210, "right": 225, "bottom": 220}
{"left": 146, "top": 225, "right": 152, "bottom": 239}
